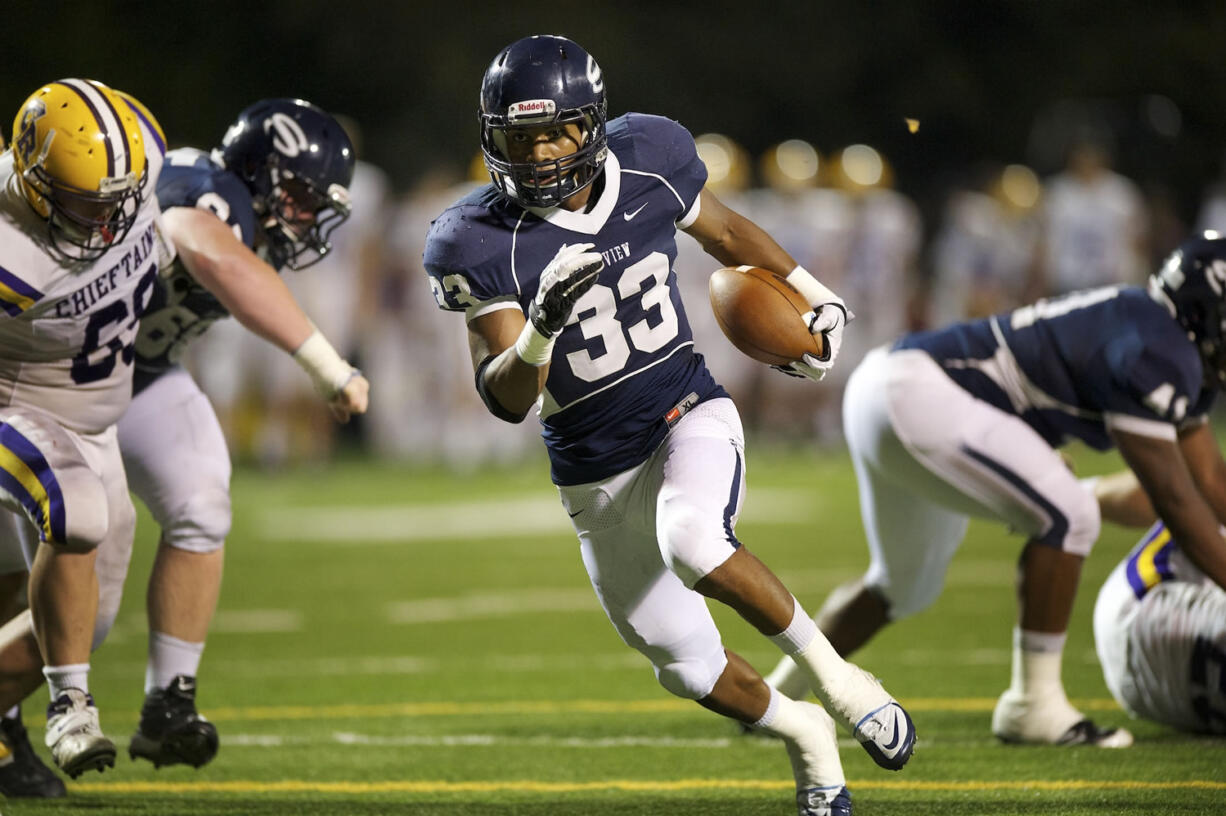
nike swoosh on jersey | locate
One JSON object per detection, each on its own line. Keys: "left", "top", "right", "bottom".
{"left": 623, "top": 203, "right": 648, "bottom": 221}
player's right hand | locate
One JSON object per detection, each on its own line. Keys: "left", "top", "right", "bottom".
{"left": 329, "top": 372, "right": 369, "bottom": 423}
{"left": 528, "top": 243, "right": 604, "bottom": 336}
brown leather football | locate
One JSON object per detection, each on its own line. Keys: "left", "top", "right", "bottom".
{"left": 708, "top": 266, "right": 824, "bottom": 366}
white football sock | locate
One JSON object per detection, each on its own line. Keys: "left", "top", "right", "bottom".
{"left": 1009, "top": 627, "right": 1070, "bottom": 699}
{"left": 146, "top": 631, "right": 205, "bottom": 693}
{"left": 44, "top": 664, "right": 90, "bottom": 699}
{"left": 754, "top": 685, "right": 845, "bottom": 791}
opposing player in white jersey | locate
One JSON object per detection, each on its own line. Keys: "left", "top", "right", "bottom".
{"left": 0, "top": 78, "right": 166, "bottom": 779}
{"left": 1096, "top": 520, "right": 1226, "bottom": 734}
{"left": 1088, "top": 464, "right": 1226, "bottom": 734}
{"left": 764, "top": 232, "right": 1226, "bottom": 748}
{"left": 0, "top": 97, "right": 367, "bottom": 789}
{"left": 425, "top": 35, "right": 915, "bottom": 816}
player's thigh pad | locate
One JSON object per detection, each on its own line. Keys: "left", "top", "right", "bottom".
{"left": 653, "top": 398, "right": 745, "bottom": 588}
{"left": 559, "top": 466, "right": 728, "bottom": 701}
{"left": 0, "top": 409, "right": 112, "bottom": 552}
{"left": 882, "top": 349, "right": 1099, "bottom": 556}
{"left": 119, "top": 369, "right": 232, "bottom": 552}
{"left": 843, "top": 349, "right": 971, "bottom": 617}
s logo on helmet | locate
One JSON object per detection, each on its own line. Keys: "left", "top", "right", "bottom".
{"left": 13, "top": 100, "right": 47, "bottom": 167}
{"left": 586, "top": 56, "right": 603, "bottom": 94}
{"left": 1207, "top": 259, "right": 1226, "bottom": 297}
{"left": 265, "top": 112, "right": 309, "bottom": 157}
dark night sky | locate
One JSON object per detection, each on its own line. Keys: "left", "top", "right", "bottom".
{"left": 8, "top": 1, "right": 1226, "bottom": 228}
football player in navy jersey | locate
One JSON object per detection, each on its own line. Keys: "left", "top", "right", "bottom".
{"left": 764, "top": 232, "right": 1226, "bottom": 748}
{"left": 0, "top": 97, "right": 368, "bottom": 788}
{"left": 425, "top": 35, "right": 913, "bottom": 816}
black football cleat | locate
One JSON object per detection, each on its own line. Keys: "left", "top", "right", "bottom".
{"left": 0, "top": 711, "right": 67, "bottom": 797}
{"left": 129, "top": 675, "right": 220, "bottom": 768}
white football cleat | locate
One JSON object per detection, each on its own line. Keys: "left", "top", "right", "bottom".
{"left": 992, "top": 689, "right": 1133, "bottom": 747}
{"left": 808, "top": 660, "right": 916, "bottom": 770}
{"left": 797, "top": 784, "right": 853, "bottom": 816}
{"left": 44, "top": 690, "right": 116, "bottom": 778}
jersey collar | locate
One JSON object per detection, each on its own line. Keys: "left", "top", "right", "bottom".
{"left": 524, "top": 150, "right": 621, "bottom": 235}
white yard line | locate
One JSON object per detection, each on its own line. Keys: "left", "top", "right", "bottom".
{"left": 209, "top": 609, "right": 303, "bottom": 633}
{"left": 386, "top": 587, "right": 599, "bottom": 623}
{"left": 256, "top": 488, "right": 818, "bottom": 542}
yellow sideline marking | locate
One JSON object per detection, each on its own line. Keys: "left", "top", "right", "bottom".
{"left": 200, "top": 697, "right": 1122, "bottom": 722}
{"left": 70, "top": 778, "right": 1226, "bottom": 795}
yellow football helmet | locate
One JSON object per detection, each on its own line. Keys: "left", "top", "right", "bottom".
{"left": 11, "top": 78, "right": 149, "bottom": 260}
{"left": 115, "top": 89, "right": 167, "bottom": 155}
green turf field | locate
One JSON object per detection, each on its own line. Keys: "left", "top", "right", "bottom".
{"left": 7, "top": 441, "right": 1224, "bottom": 814}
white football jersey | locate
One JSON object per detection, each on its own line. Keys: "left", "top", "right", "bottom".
{"left": 0, "top": 142, "right": 165, "bottom": 434}
{"left": 1094, "top": 523, "right": 1226, "bottom": 734}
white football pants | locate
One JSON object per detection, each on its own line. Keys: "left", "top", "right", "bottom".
{"left": 119, "top": 367, "right": 232, "bottom": 553}
{"left": 557, "top": 397, "right": 746, "bottom": 700}
{"left": 0, "top": 408, "right": 134, "bottom": 649}
{"left": 844, "top": 347, "right": 1100, "bottom": 619}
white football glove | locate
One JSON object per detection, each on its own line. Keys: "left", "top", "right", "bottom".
{"left": 529, "top": 243, "right": 605, "bottom": 336}
{"left": 773, "top": 298, "right": 851, "bottom": 382}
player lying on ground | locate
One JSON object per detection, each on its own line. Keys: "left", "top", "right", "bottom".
{"left": 1089, "top": 470, "right": 1226, "bottom": 734}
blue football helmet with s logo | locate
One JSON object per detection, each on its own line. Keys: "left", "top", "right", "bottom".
{"left": 479, "top": 35, "right": 608, "bottom": 208}
{"left": 213, "top": 98, "right": 355, "bottom": 270}
{"left": 1150, "top": 231, "right": 1226, "bottom": 385}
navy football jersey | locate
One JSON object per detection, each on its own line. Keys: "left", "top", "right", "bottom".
{"left": 133, "top": 148, "right": 263, "bottom": 392}
{"left": 424, "top": 113, "right": 727, "bottom": 485}
{"left": 895, "top": 286, "right": 1216, "bottom": 449}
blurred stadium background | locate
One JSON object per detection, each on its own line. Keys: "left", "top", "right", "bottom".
{"left": 4, "top": 2, "right": 1225, "bottom": 813}
{"left": 9, "top": 0, "right": 1226, "bottom": 464}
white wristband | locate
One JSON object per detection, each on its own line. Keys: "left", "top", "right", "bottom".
{"left": 785, "top": 265, "right": 841, "bottom": 307}
{"left": 514, "top": 322, "right": 555, "bottom": 367}
{"left": 292, "top": 330, "right": 355, "bottom": 396}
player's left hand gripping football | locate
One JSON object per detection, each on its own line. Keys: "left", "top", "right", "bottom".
{"left": 529, "top": 243, "right": 605, "bottom": 336}
{"left": 774, "top": 298, "right": 851, "bottom": 382}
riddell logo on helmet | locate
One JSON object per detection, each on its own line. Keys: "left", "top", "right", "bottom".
{"left": 507, "top": 99, "right": 556, "bottom": 122}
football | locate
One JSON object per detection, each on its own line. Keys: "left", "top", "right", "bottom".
{"left": 708, "top": 266, "right": 824, "bottom": 365}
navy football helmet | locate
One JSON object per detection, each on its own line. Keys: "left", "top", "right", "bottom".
{"left": 213, "top": 98, "right": 354, "bottom": 269}
{"left": 1150, "top": 231, "right": 1226, "bottom": 385}
{"left": 479, "top": 35, "right": 608, "bottom": 208}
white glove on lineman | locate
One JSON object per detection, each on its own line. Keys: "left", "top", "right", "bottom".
{"left": 516, "top": 243, "right": 605, "bottom": 365}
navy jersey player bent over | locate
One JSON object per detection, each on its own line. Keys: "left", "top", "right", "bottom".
{"left": 425, "top": 35, "right": 914, "bottom": 816}
{"left": 765, "top": 232, "right": 1226, "bottom": 748}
